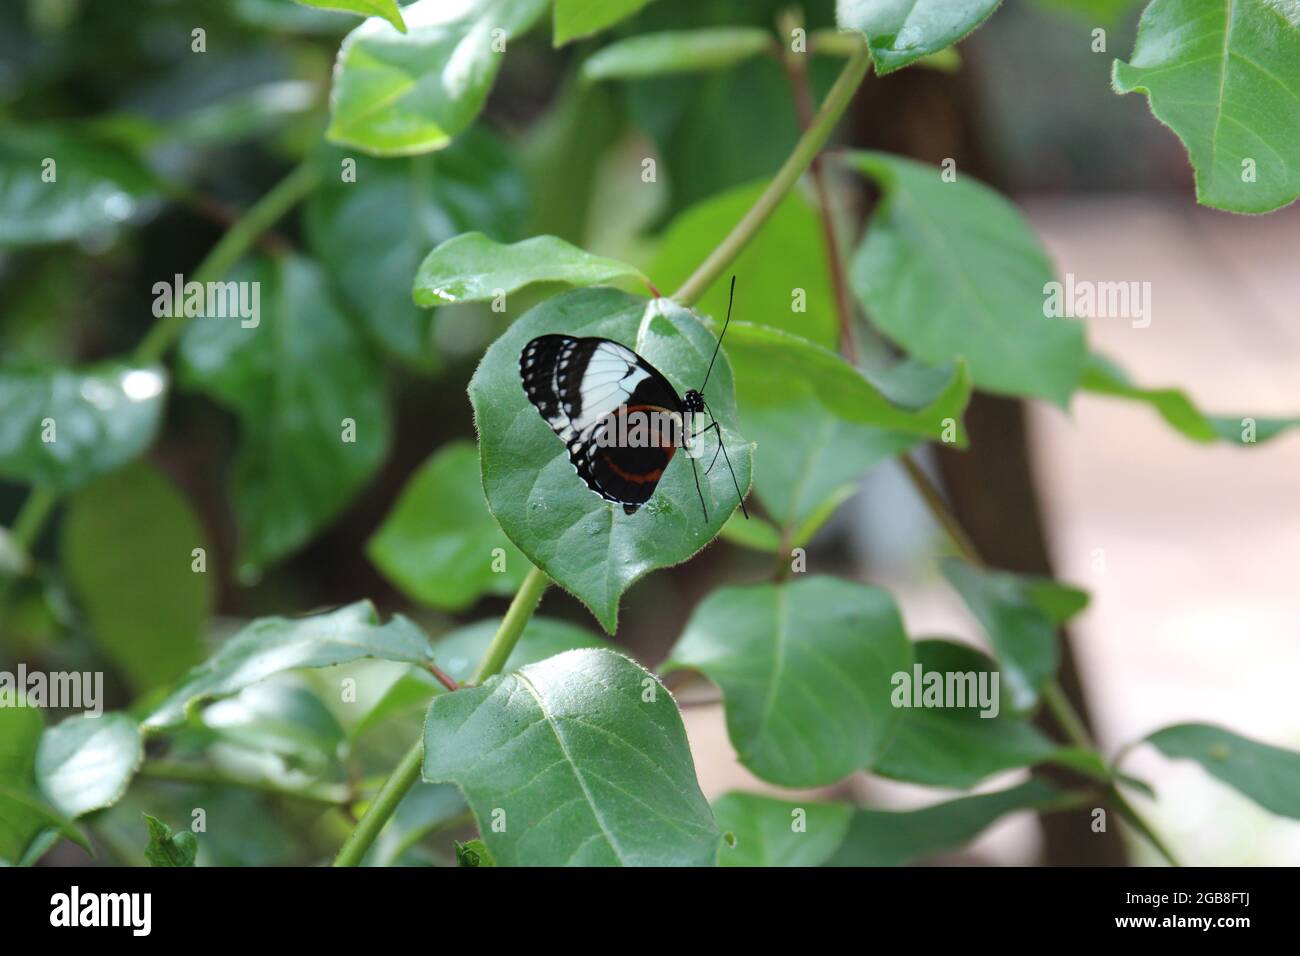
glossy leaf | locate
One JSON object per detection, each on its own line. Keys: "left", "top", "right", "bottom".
{"left": 201, "top": 680, "right": 345, "bottom": 773}
{"left": 651, "top": 181, "right": 839, "bottom": 348}
{"left": 307, "top": 133, "right": 527, "bottom": 365}
{"left": 581, "top": 28, "right": 773, "bottom": 82}
{"left": 0, "top": 126, "right": 158, "bottom": 246}
{"left": 143, "top": 814, "right": 198, "bottom": 867}
{"left": 713, "top": 792, "right": 853, "bottom": 867}
{"left": 1113, "top": 0, "right": 1300, "bottom": 213}
{"left": 423, "top": 648, "right": 721, "bottom": 865}
{"left": 0, "top": 362, "right": 166, "bottom": 492}
{"left": 469, "top": 288, "right": 752, "bottom": 632}
{"left": 663, "top": 576, "right": 912, "bottom": 787}
{"left": 940, "top": 559, "right": 1088, "bottom": 713}
{"left": 143, "top": 601, "right": 433, "bottom": 731}
{"left": 414, "top": 233, "right": 646, "bottom": 307}
{"left": 62, "top": 462, "right": 210, "bottom": 692}
{"left": 177, "top": 255, "right": 390, "bottom": 574}
{"left": 836, "top": 0, "right": 1002, "bottom": 75}
{"left": 825, "top": 779, "right": 1077, "bottom": 866}
{"left": 1083, "top": 353, "right": 1300, "bottom": 444}
{"left": 368, "top": 440, "right": 527, "bottom": 611}
{"left": 35, "top": 714, "right": 143, "bottom": 819}
{"left": 1146, "top": 723, "right": 1300, "bottom": 819}
{"left": 554, "top": 0, "right": 656, "bottom": 45}
{"left": 847, "top": 151, "right": 1086, "bottom": 405}
{"left": 328, "top": 0, "right": 549, "bottom": 156}
{"left": 295, "top": 0, "right": 406, "bottom": 32}
{"left": 873, "top": 640, "right": 1105, "bottom": 787}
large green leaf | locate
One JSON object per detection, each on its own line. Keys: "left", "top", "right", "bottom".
{"left": 873, "top": 639, "right": 1105, "bottom": 787}
{"left": 727, "top": 323, "right": 971, "bottom": 531}
{"left": 413, "top": 233, "right": 646, "bottom": 307}
{"left": 469, "top": 288, "right": 752, "bottom": 632}
{"left": 0, "top": 706, "right": 46, "bottom": 863}
{"left": 940, "top": 559, "right": 1087, "bottom": 713}
{"left": 713, "top": 792, "right": 853, "bottom": 867}
{"left": 651, "top": 181, "right": 839, "bottom": 349}
{"left": 0, "top": 362, "right": 166, "bottom": 492}
{"left": 825, "top": 779, "right": 1077, "bottom": 866}
{"left": 328, "top": 0, "right": 549, "bottom": 156}
{"left": 177, "top": 254, "right": 390, "bottom": 574}
{"left": 1146, "top": 723, "right": 1300, "bottom": 819}
{"left": 368, "top": 440, "right": 527, "bottom": 611}
{"left": 35, "top": 714, "right": 143, "bottom": 819}
{"left": 1113, "top": 0, "right": 1300, "bottom": 213}
{"left": 847, "top": 151, "right": 1086, "bottom": 405}
{"left": 836, "top": 0, "right": 1002, "bottom": 75}
{"left": 553, "top": 0, "right": 657, "bottom": 45}
{"left": 0, "top": 126, "right": 158, "bottom": 246}
{"left": 581, "top": 28, "right": 773, "bottom": 81}
{"left": 62, "top": 462, "right": 211, "bottom": 693}
{"left": 306, "top": 132, "right": 527, "bottom": 365}
{"left": 663, "top": 576, "right": 912, "bottom": 787}
{"left": 294, "top": 0, "right": 406, "bottom": 32}
{"left": 143, "top": 601, "right": 433, "bottom": 731}
{"left": 1083, "top": 353, "right": 1300, "bottom": 444}
{"left": 423, "top": 648, "right": 719, "bottom": 865}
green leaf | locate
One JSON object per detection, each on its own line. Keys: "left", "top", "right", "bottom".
{"left": 1146, "top": 723, "right": 1300, "bottom": 819}
{"left": 727, "top": 323, "right": 971, "bottom": 530}
{"left": 0, "top": 126, "right": 158, "bottom": 247}
{"left": 0, "top": 787, "right": 91, "bottom": 864}
{"left": 1083, "top": 352, "right": 1300, "bottom": 444}
{"left": 368, "top": 440, "right": 527, "bottom": 611}
{"left": 940, "top": 559, "right": 1088, "bottom": 713}
{"left": 0, "top": 706, "right": 47, "bottom": 863}
{"left": 825, "top": 779, "right": 1077, "bottom": 866}
{"left": 414, "top": 232, "right": 646, "bottom": 307}
{"left": 835, "top": 0, "right": 1002, "bottom": 75}
{"left": 1113, "top": 0, "right": 1300, "bottom": 214}
{"left": 143, "top": 601, "right": 433, "bottom": 731}
{"left": 847, "top": 151, "right": 1086, "bottom": 405}
{"left": 581, "top": 28, "right": 773, "bottom": 82}
{"left": 62, "top": 462, "right": 211, "bottom": 693}
{"left": 177, "top": 255, "right": 390, "bottom": 574}
{"left": 328, "top": 0, "right": 550, "bottom": 156}
{"left": 469, "top": 288, "right": 752, "bottom": 632}
{"left": 455, "top": 838, "right": 496, "bottom": 866}
{"left": 423, "top": 648, "right": 720, "bottom": 865}
{"left": 143, "top": 813, "right": 198, "bottom": 867}
{"left": 554, "top": 0, "right": 656, "bottom": 45}
{"left": 873, "top": 639, "right": 1105, "bottom": 787}
{"left": 307, "top": 132, "right": 527, "bottom": 366}
{"left": 200, "top": 680, "right": 344, "bottom": 773}
{"left": 713, "top": 793, "right": 853, "bottom": 867}
{"left": 36, "top": 714, "right": 143, "bottom": 819}
{"left": 294, "top": 0, "right": 406, "bottom": 32}
{"left": 0, "top": 362, "right": 166, "bottom": 492}
{"left": 663, "top": 576, "right": 912, "bottom": 787}
{"left": 719, "top": 510, "right": 782, "bottom": 553}
{"left": 650, "top": 181, "right": 839, "bottom": 349}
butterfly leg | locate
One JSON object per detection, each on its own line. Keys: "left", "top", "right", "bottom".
{"left": 700, "top": 403, "right": 749, "bottom": 520}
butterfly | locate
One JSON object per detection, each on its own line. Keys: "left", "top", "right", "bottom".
{"left": 519, "top": 276, "right": 749, "bottom": 521}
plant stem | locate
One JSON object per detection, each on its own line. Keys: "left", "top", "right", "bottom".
{"left": 139, "top": 760, "right": 351, "bottom": 807}
{"left": 899, "top": 453, "right": 983, "bottom": 566}
{"left": 670, "top": 40, "right": 870, "bottom": 306}
{"left": 332, "top": 565, "right": 551, "bottom": 867}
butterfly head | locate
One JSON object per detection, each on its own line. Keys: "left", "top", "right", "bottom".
{"left": 683, "top": 389, "right": 705, "bottom": 414}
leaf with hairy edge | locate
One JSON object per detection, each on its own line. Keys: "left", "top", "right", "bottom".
{"left": 663, "top": 577, "right": 912, "bottom": 788}
{"left": 1146, "top": 723, "right": 1300, "bottom": 818}
{"left": 423, "top": 648, "right": 721, "bottom": 866}
{"left": 1113, "top": 0, "right": 1300, "bottom": 213}
{"left": 328, "top": 0, "right": 549, "bottom": 156}
{"left": 554, "top": 0, "right": 658, "bottom": 45}
{"left": 581, "top": 28, "right": 773, "bottom": 82}
{"left": 469, "top": 288, "right": 751, "bottom": 633}
{"left": 414, "top": 233, "right": 646, "bottom": 307}
{"left": 143, "top": 601, "right": 433, "bottom": 731}
{"left": 847, "top": 151, "right": 1086, "bottom": 405}
{"left": 835, "top": 0, "right": 1002, "bottom": 75}
{"left": 294, "top": 0, "right": 406, "bottom": 32}
{"left": 713, "top": 793, "right": 853, "bottom": 867}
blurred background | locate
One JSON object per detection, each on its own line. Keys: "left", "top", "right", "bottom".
{"left": 2, "top": 0, "right": 1296, "bottom": 865}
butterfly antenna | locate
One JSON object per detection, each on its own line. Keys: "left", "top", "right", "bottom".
{"left": 689, "top": 454, "right": 708, "bottom": 522}
{"left": 699, "top": 274, "right": 736, "bottom": 394}
{"left": 704, "top": 400, "right": 749, "bottom": 520}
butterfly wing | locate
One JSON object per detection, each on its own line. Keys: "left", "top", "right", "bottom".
{"left": 520, "top": 335, "right": 684, "bottom": 514}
